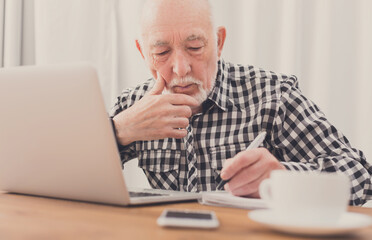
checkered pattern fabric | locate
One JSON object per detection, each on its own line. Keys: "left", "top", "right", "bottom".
{"left": 110, "top": 59, "right": 372, "bottom": 206}
{"left": 185, "top": 125, "right": 198, "bottom": 192}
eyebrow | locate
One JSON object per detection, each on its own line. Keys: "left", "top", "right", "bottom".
{"left": 150, "top": 34, "right": 208, "bottom": 49}
{"left": 150, "top": 41, "right": 169, "bottom": 49}
{"left": 185, "top": 34, "right": 208, "bottom": 44}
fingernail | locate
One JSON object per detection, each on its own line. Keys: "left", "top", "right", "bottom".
{"left": 220, "top": 170, "right": 226, "bottom": 179}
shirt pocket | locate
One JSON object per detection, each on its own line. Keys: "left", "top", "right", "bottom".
{"left": 209, "top": 143, "right": 249, "bottom": 179}
{"left": 137, "top": 149, "right": 181, "bottom": 190}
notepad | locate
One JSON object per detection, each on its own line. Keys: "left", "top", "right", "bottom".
{"left": 199, "top": 191, "right": 267, "bottom": 209}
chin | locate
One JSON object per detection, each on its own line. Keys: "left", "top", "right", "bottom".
{"left": 191, "top": 88, "right": 209, "bottom": 105}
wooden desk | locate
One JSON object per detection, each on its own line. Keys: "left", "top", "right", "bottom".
{"left": 1, "top": 192, "right": 372, "bottom": 240}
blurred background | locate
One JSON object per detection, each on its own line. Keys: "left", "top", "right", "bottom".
{"left": 1, "top": 0, "right": 371, "bottom": 187}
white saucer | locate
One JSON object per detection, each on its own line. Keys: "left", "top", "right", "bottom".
{"left": 248, "top": 209, "right": 372, "bottom": 237}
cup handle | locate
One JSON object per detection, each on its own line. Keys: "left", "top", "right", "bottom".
{"left": 259, "top": 178, "right": 272, "bottom": 207}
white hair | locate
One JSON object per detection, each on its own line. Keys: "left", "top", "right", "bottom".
{"left": 136, "top": 0, "right": 218, "bottom": 48}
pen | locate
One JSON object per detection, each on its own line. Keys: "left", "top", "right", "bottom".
{"left": 216, "top": 132, "right": 267, "bottom": 190}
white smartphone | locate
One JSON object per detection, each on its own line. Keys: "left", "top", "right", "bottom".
{"left": 157, "top": 209, "right": 219, "bottom": 229}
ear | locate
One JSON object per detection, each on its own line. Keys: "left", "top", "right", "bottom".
{"left": 136, "top": 40, "right": 145, "bottom": 59}
{"left": 216, "top": 26, "right": 226, "bottom": 58}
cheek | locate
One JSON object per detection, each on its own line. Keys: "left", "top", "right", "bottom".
{"left": 206, "top": 65, "right": 217, "bottom": 89}
{"left": 147, "top": 60, "right": 158, "bottom": 79}
{"left": 200, "top": 48, "right": 218, "bottom": 86}
{"left": 194, "top": 59, "right": 217, "bottom": 90}
{"left": 148, "top": 60, "right": 173, "bottom": 85}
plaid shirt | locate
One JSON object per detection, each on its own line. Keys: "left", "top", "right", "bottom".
{"left": 110, "top": 59, "right": 372, "bottom": 206}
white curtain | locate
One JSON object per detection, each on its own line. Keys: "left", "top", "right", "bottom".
{"left": 0, "top": 0, "right": 3, "bottom": 67}
{"left": 0, "top": 0, "right": 23, "bottom": 67}
{"left": 0, "top": 0, "right": 35, "bottom": 67}
{"left": 1, "top": 0, "right": 371, "bottom": 187}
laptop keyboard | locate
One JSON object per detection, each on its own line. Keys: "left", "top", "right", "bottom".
{"left": 129, "top": 191, "right": 169, "bottom": 198}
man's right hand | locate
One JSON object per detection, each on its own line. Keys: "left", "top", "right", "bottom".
{"left": 112, "top": 75, "right": 199, "bottom": 146}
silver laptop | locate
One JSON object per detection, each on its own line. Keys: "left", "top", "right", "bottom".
{"left": 0, "top": 63, "right": 200, "bottom": 205}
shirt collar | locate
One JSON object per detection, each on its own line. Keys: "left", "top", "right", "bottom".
{"left": 203, "top": 59, "right": 234, "bottom": 112}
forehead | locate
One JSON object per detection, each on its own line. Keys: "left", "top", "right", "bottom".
{"left": 141, "top": 0, "right": 213, "bottom": 47}
{"left": 147, "top": 27, "right": 209, "bottom": 47}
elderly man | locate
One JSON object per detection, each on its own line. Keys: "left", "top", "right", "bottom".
{"left": 110, "top": 0, "right": 371, "bottom": 205}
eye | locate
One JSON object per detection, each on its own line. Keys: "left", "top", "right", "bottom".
{"left": 188, "top": 47, "right": 203, "bottom": 51}
{"left": 155, "top": 50, "right": 170, "bottom": 56}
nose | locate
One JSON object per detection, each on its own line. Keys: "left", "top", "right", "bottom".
{"left": 172, "top": 50, "right": 191, "bottom": 78}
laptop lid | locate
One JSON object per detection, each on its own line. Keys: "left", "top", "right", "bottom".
{"left": 0, "top": 63, "right": 200, "bottom": 206}
{"left": 0, "top": 63, "right": 137, "bottom": 205}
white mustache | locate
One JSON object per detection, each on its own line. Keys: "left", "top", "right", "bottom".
{"left": 167, "top": 76, "right": 203, "bottom": 89}
{"left": 163, "top": 76, "right": 209, "bottom": 105}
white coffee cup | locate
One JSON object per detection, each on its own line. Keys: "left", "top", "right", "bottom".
{"left": 259, "top": 170, "right": 351, "bottom": 226}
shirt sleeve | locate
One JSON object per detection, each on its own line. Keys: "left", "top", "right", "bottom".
{"left": 109, "top": 91, "right": 138, "bottom": 166}
{"left": 109, "top": 78, "right": 156, "bottom": 166}
{"left": 271, "top": 76, "right": 372, "bottom": 206}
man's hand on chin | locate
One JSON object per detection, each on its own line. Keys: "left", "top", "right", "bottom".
{"left": 220, "top": 148, "right": 286, "bottom": 198}
{"left": 112, "top": 75, "right": 199, "bottom": 146}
